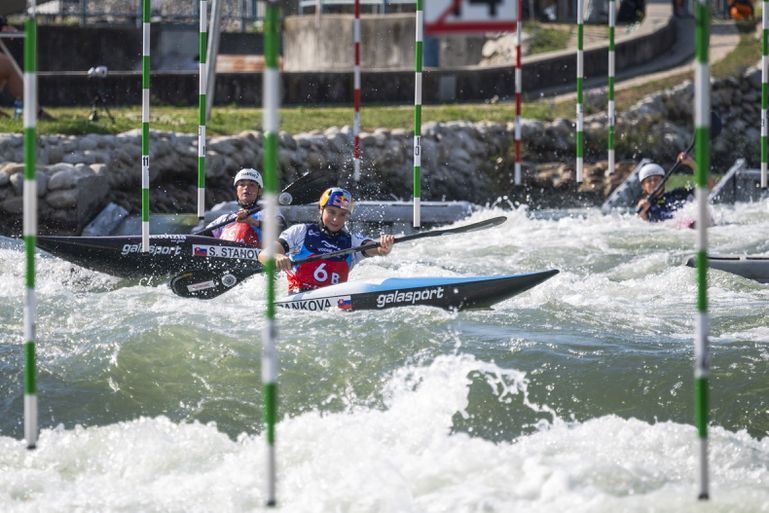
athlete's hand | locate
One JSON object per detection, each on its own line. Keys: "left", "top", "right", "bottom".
{"left": 376, "top": 234, "right": 395, "bottom": 256}
{"left": 636, "top": 198, "right": 651, "bottom": 220}
{"left": 236, "top": 209, "right": 260, "bottom": 227}
{"left": 273, "top": 253, "right": 293, "bottom": 272}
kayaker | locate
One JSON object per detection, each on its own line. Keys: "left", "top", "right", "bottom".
{"left": 206, "top": 167, "right": 283, "bottom": 247}
{"left": 259, "top": 187, "right": 395, "bottom": 293}
{"left": 636, "top": 154, "right": 697, "bottom": 222}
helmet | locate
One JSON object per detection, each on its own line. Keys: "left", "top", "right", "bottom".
{"left": 319, "top": 187, "right": 353, "bottom": 212}
{"left": 638, "top": 163, "right": 665, "bottom": 183}
{"left": 233, "top": 168, "right": 264, "bottom": 188}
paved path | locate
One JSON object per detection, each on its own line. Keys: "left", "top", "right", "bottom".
{"left": 542, "top": 0, "right": 742, "bottom": 101}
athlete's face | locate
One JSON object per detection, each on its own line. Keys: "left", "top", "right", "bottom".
{"left": 641, "top": 175, "right": 663, "bottom": 195}
{"left": 321, "top": 205, "right": 350, "bottom": 232}
{"left": 236, "top": 180, "right": 261, "bottom": 206}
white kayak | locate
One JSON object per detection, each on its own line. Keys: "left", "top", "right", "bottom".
{"left": 274, "top": 270, "right": 559, "bottom": 312}
{"left": 686, "top": 255, "right": 769, "bottom": 284}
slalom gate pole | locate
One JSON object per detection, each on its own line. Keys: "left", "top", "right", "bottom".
{"left": 141, "top": 0, "right": 151, "bottom": 251}
{"left": 514, "top": 1, "right": 522, "bottom": 186}
{"left": 607, "top": 0, "right": 616, "bottom": 175}
{"left": 413, "top": 0, "right": 423, "bottom": 228}
{"left": 762, "top": 0, "right": 768, "bottom": 188}
{"left": 353, "top": 0, "right": 361, "bottom": 182}
{"left": 23, "top": 0, "right": 38, "bottom": 450}
{"left": 576, "top": 0, "right": 584, "bottom": 183}
{"left": 198, "top": 0, "right": 208, "bottom": 218}
{"left": 262, "top": 0, "right": 280, "bottom": 506}
{"left": 694, "top": 0, "right": 711, "bottom": 500}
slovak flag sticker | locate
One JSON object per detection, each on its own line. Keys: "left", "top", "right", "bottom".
{"left": 193, "top": 245, "right": 208, "bottom": 257}
{"left": 337, "top": 297, "right": 352, "bottom": 310}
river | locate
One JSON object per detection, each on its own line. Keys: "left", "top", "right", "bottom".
{"left": 0, "top": 202, "right": 767, "bottom": 512}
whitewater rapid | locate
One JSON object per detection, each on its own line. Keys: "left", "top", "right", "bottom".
{"left": 0, "top": 203, "right": 767, "bottom": 512}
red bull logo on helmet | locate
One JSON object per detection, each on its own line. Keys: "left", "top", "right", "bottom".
{"left": 320, "top": 188, "right": 353, "bottom": 211}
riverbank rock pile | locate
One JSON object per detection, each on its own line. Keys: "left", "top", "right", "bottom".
{"left": 0, "top": 67, "right": 761, "bottom": 234}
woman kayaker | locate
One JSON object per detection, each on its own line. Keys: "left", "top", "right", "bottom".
{"left": 259, "top": 187, "right": 394, "bottom": 293}
{"left": 205, "top": 167, "right": 284, "bottom": 247}
{"left": 636, "top": 153, "right": 698, "bottom": 222}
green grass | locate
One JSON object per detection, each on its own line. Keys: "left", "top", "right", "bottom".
{"left": 527, "top": 23, "right": 573, "bottom": 55}
{"left": 1, "top": 102, "right": 557, "bottom": 136}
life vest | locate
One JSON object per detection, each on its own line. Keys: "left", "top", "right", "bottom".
{"left": 218, "top": 220, "right": 262, "bottom": 247}
{"left": 285, "top": 224, "right": 354, "bottom": 292}
{"left": 207, "top": 209, "right": 263, "bottom": 247}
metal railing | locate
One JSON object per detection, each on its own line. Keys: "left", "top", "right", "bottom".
{"left": 32, "top": 0, "right": 262, "bottom": 29}
{"left": 298, "top": 0, "right": 415, "bottom": 14}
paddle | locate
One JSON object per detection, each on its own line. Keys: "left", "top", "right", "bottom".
{"left": 169, "top": 215, "right": 508, "bottom": 300}
{"left": 636, "top": 112, "right": 722, "bottom": 214}
{"left": 192, "top": 171, "right": 324, "bottom": 236}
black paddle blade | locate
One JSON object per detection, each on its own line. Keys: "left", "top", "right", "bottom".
{"left": 169, "top": 268, "right": 259, "bottom": 299}
{"left": 281, "top": 171, "right": 330, "bottom": 206}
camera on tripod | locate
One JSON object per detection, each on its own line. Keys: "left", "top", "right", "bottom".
{"left": 86, "top": 65, "right": 115, "bottom": 122}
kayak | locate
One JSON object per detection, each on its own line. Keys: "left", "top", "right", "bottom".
{"left": 274, "top": 270, "right": 559, "bottom": 312}
{"left": 686, "top": 255, "right": 769, "bottom": 284}
{"left": 36, "top": 234, "right": 261, "bottom": 281}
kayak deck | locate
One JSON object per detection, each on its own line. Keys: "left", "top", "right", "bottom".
{"left": 686, "top": 255, "right": 769, "bottom": 284}
{"left": 36, "top": 234, "right": 262, "bottom": 280}
{"left": 275, "top": 270, "right": 559, "bottom": 312}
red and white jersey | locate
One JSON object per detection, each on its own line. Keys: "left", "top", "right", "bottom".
{"left": 279, "top": 223, "right": 371, "bottom": 293}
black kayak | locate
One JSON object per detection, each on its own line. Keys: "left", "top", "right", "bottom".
{"left": 36, "top": 234, "right": 261, "bottom": 281}
{"left": 686, "top": 255, "right": 769, "bottom": 284}
{"left": 274, "top": 271, "right": 559, "bottom": 312}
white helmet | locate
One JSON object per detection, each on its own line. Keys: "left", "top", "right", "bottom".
{"left": 638, "top": 163, "right": 665, "bottom": 183}
{"left": 233, "top": 168, "right": 264, "bottom": 188}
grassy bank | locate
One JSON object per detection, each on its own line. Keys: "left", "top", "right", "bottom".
{"left": 0, "top": 21, "right": 757, "bottom": 136}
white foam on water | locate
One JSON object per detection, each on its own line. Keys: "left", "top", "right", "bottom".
{"left": 1, "top": 354, "right": 768, "bottom": 513}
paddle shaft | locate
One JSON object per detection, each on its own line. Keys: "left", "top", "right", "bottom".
{"left": 169, "top": 216, "right": 507, "bottom": 299}
{"left": 289, "top": 216, "right": 507, "bottom": 266}
{"left": 193, "top": 205, "right": 260, "bottom": 236}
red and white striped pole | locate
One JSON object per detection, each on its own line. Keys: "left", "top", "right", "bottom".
{"left": 352, "top": 0, "right": 361, "bottom": 182}
{"left": 514, "top": 1, "right": 522, "bottom": 186}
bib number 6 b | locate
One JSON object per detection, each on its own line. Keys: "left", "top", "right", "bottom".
{"left": 313, "top": 263, "right": 341, "bottom": 285}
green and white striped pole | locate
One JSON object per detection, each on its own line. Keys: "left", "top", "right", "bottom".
{"left": 762, "top": 0, "right": 768, "bottom": 188}
{"left": 514, "top": 1, "right": 522, "bottom": 186}
{"left": 694, "top": 0, "right": 711, "bottom": 500}
{"left": 262, "top": 0, "right": 280, "bottom": 506}
{"left": 413, "top": 0, "right": 423, "bottom": 228}
{"left": 141, "top": 0, "right": 151, "bottom": 251}
{"left": 23, "top": 0, "right": 38, "bottom": 450}
{"left": 576, "top": 0, "right": 584, "bottom": 183}
{"left": 198, "top": 0, "right": 208, "bottom": 218}
{"left": 607, "top": 0, "right": 616, "bottom": 175}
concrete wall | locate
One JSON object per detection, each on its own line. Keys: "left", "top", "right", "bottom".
{"left": 0, "top": 24, "right": 263, "bottom": 72}
{"left": 283, "top": 13, "right": 487, "bottom": 71}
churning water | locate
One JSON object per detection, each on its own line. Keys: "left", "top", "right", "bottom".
{"left": 0, "top": 203, "right": 768, "bottom": 512}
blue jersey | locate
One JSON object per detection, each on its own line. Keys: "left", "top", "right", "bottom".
{"left": 646, "top": 187, "right": 694, "bottom": 222}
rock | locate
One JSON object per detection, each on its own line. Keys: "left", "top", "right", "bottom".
{"left": 0, "top": 197, "right": 23, "bottom": 214}
{"left": 48, "top": 164, "right": 93, "bottom": 190}
{"left": 45, "top": 189, "right": 79, "bottom": 208}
